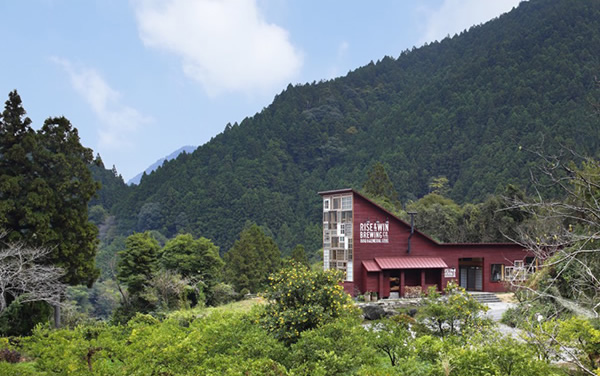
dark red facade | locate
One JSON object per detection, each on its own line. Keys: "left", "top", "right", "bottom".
{"left": 319, "top": 189, "right": 532, "bottom": 298}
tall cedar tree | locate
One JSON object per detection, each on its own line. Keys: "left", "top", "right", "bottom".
{"left": 0, "top": 91, "right": 100, "bottom": 286}
{"left": 224, "top": 224, "right": 281, "bottom": 293}
{"left": 0, "top": 91, "right": 39, "bottom": 243}
{"left": 362, "top": 162, "right": 400, "bottom": 208}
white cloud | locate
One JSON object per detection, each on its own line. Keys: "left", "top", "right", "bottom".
{"left": 52, "top": 57, "right": 152, "bottom": 148}
{"left": 325, "top": 41, "right": 350, "bottom": 79}
{"left": 132, "top": 0, "right": 303, "bottom": 96}
{"left": 418, "top": 0, "right": 522, "bottom": 46}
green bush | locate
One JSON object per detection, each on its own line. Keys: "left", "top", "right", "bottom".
{"left": 288, "top": 316, "right": 377, "bottom": 375}
{"left": 260, "top": 264, "right": 358, "bottom": 345}
{"left": 0, "top": 299, "right": 52, "bottom": 336}
{"left": 415, "top": 281, "right": 492, "bottom": 338}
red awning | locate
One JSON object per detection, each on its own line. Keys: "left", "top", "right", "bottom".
{"left": 374, "top": 257, "right": 448, "bottom": 269}
{"left": 362, "top": 260, "right": 382, "bottom": 272}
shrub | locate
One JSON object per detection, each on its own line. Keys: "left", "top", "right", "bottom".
{"left": 260, "top": 264, "right": 358, "bottom": 345}
{"left": 415, "top": 281, "right": 492, "bottom": 338}
{"left": 210, "top": 282, "right": 239, "bottom": 306}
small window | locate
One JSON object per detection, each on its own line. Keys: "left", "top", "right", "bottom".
{"left": 323, "top": 199, "right": 330, "bottom": 210}
{"left": 333, "top": 198, "right": 341, "bottom": 209}
{"left": 491, "top": 264, "right": 503, "bottom": 282}
{"left": 342, "top": 210, "right": 352, "bottom": 223}
{"left": 514, "top": 260, "right": 524, "bottom": 268}
{"left": 344, "top": 222, "right": 352, "bottom": 236}
{"left": 331, "top": 237, "right": 339, "bottom": 248}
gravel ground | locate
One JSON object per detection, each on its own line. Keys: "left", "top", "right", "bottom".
{"left": 484, "top": 301, "right": 523, "bottom": 339}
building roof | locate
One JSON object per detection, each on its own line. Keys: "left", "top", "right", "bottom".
{"left": 375, "top": 257, "right": 449, "bottom": 269}
{"left": 362, "top": 260, "right": 382, "bottom": 272}
{"left": 363, "top": 257, "right": 449, "bottom": 271}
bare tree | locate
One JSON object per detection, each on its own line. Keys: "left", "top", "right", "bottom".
{"left": 0, "top": 232, "right": 67, "bottom": 314}
{"left": 504, "top": 150, "right": 600, "bottom": 318}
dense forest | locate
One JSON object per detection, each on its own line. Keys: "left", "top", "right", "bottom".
{"left": 91, "top": 0, "right": 600, "bottom": 256}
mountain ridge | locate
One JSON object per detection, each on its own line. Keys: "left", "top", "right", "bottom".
{"left": 127, "top": 145, "right": 196, "bottom": 185}
{"left": 100, "top": 0, "right": 600, "bottom": 253}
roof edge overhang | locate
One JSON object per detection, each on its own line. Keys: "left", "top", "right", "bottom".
{"left": 318, "top": 188, "right": 354, "bottom": 196}
{"left": 375, "top": 256, "right": 449, "bottom": 270}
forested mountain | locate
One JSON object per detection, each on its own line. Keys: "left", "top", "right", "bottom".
{"left": 127, "top": 145, "right": 197, "bottom": 185}
{"left": 101, "top": 0, "right": 600, "bottom": 254}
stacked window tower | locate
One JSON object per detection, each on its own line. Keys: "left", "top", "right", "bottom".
{"left": 322, "top": 194, "right": 353, "bottom": 281}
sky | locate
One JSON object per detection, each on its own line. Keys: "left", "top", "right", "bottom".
{"left": 0, "top": 0, "right": 521, "bottom": 182}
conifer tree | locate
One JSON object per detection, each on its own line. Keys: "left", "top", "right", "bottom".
{"left": 0, "top": 92, "right": 100, "bottom": 286}
{"left": 224, "top": 224, "right": 281, "bottom": 293}
{"left": 0, "top": 90, "right": 39, "bottom": 243}
{"left": 362, "top": 162, "right": 400, "bottom": 210}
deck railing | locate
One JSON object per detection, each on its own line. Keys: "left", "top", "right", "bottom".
{"left": 504, "top": 266, "right": 535, "bottom": 281}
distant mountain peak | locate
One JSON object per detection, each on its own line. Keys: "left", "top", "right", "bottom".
{"left": 127, "top": 145, "right": 196, "bottom": 185}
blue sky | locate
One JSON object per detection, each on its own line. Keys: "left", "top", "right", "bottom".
{"left": 0, "top": 0, "right": 521, "bottom": 181}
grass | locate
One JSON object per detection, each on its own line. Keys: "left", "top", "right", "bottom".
{"left": 207, "top": 297, "right": 265, "bottom": 313}
{"left": 496, "top": 293, "right": 516, "bottom": 303}
{"left": 165, "top": 297, "right": 265, "bottom": 321}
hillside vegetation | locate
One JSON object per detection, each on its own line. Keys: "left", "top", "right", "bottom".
{"left": 98, "top": 0, "right": 600, "bottom": 253}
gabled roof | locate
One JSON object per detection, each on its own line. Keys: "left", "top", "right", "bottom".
{"left": 318, "top": 188, "right": 520, "bottom": 248}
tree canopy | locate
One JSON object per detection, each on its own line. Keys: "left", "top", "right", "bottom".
{"left": 224, "top": 224, "right": 281, "bottom": 293}
{"left": 0, "top": 91, "right": 99, "bottom": 286}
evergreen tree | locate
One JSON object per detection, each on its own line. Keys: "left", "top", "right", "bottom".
{"left": 224, "top": 224, "right": 281, "bottom": 293}
{"left": 116, "top": 232, "right": 160, "bottom": 317}
{"left": 0, "top": 90, "right": 39, "bottom": 243}
{"left": 36, "top": 116, "right": 100, "bottom": 286}
{"left": 290, "top": 244, "right": 309, "bottom": 267}
{"left": 0, "top": 92, "right": 100, "bottom": 286}
{"left": 362, "top": 162, "right": 400, "bottom": 209}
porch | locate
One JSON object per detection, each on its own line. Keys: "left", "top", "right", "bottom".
{"left": 362, "top": 257, "right": 448, "bottom": 298}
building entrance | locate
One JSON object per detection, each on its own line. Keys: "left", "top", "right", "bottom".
{"left": 459, "top": 258, "right": 483, "bottom": 291}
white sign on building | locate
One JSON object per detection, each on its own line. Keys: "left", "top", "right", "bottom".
{"left": 359, "top": 221, "right": 389, "bottom": 243}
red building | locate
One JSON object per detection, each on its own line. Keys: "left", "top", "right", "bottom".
{"left": 319, "top": 188, "right": 534, "bottom": 298}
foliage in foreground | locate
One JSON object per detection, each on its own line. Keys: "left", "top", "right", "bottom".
{"left": 0, "top": 271, "right": 572, "bottom": 376}
{"left": 260, "top": 264, "right": 357, "bottom": 344}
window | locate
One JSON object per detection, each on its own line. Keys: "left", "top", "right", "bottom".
{"left": 342, "top": 210, "right": 352, "bottom": 222}
{"left": 331, "top": 237, "right": 339, "bottom": 248}
{"left": 491, "top": 264, "right": 503, "bottom": 282}
{"left": 342, "top": 196, "right": 352, "bottom": 210}
{"left": 514, "top": 260, "right": 524, "bottom": 268}
{"left": 333, "top": 197, "right": 341, "bottom": 210}
{"left": 323, "top": 199, "right": 330, "bottom": 210}
{"left": 344, "top": 222, "right": 352, "bottom": 237}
